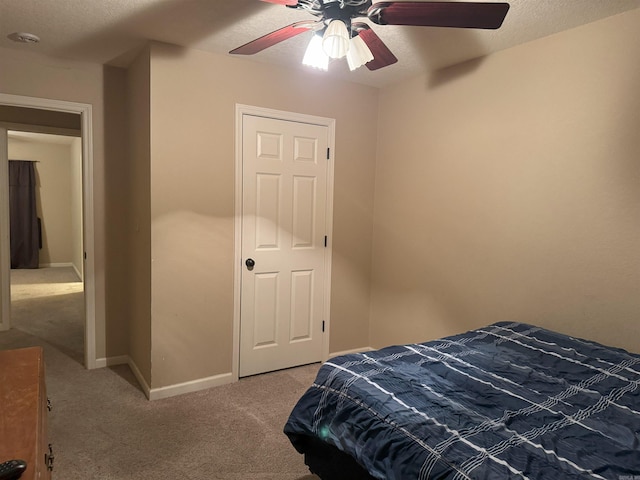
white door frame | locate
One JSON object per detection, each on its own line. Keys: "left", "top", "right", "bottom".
{"left": 233, "top": 104, "right": 335, "bottom": 381}
{"left": 0, "top": 93, "right": 97, "bottom": 369}
{"left": 0, "top": 128, "right": 8, "bottom": 332}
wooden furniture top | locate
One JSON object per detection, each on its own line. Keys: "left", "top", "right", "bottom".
{"left": 0, "top": 347, "right": 46, "bottom": 480}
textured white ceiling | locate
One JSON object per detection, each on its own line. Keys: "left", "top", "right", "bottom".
{"left": 1, "top": 0, "right": 639, "bottom": 87}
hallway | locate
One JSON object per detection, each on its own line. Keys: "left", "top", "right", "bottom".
{"left": 10, "top": 266, "right": 84, "bottom": 364}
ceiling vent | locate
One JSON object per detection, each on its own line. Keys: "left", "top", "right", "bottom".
{"left": 8, "top": 32, "right": 41, "bottom": 44}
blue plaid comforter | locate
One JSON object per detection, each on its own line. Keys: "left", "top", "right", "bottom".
{"left": 284, "top": 322, "right": 640, "bottom": 479}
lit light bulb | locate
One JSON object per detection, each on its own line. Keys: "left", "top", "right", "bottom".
{"left": 302, "top": 34, "right": 329, "bottom": 70}
{"left": 322, "top": 20, "right": 350, "bottom": 59}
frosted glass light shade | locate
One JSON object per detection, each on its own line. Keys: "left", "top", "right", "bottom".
{"left": 302, "top": 34, "right": 329, "bottom": 70}
{"left": 346, "top": 34, "right": 374, "bottom": 71}
{"left": 322, "top": 20, "right": 350, "bottom": 59}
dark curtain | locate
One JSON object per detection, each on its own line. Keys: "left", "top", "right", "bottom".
{"left": 9, "top": 160, "right": 39, "bottom": 269}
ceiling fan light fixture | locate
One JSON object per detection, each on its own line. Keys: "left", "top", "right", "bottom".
{"left": 322, "top": 19, "right": 350, "bottom": 59}
{"left": 231, "top": 1, "right": 511, "bottom": 74}
{"left": 302, "top": 34, "right": 329, "bottom": 71}
{"left": 346, "top": 34, "right": 374, "bottom": 71}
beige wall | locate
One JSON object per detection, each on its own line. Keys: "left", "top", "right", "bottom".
{"left": 0, "top": 40, "right": 377, "bottom": 390}
{"left": 125, "top": 47, "right": 152, "bottom": 384}
{"left": 103, "top": 65, "right": 132, "bottom": 361}
{"left": 0, "top": 106, "right": 80, "bottom": 135}
{"left": 8, "top": 137, "right": 76, "bottom": 268}
{"left": 371, "top": 9, "right": 640, "bottom": 353}
{"left": 3, "top": 7, "right": 637, "bottom": 396}
{"left": 0, "top": 46, "right": 130, "bottom": 360}
{"left": 70, "top": 138, "right": 83, "bottom": 278}
{"left": 148, "top": 43, "right": 377, "bottom": 388}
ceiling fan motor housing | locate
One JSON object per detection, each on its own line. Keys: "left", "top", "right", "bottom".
{"left": 295, "top": 0, "right": 373, "bottom": 35}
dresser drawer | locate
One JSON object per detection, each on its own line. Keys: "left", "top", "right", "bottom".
{"left": 0, "top": 347, "right": 51, "bottom": 479}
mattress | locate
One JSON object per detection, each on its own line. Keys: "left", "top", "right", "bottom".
{"left": 284, "top": 322, "right": 640, "bottom": 479}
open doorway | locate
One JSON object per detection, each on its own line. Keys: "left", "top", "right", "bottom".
{"left": 8, "top": 131, "right": 85, "bottom": 364}
{"left": 0, "top": 95, "right": 97, "bottom": 369}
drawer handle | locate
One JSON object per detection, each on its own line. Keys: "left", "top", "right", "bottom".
{"left": 47, "top": 397, "right": 52, "bottom": 411}
{"left": 45, "top": 443, "right": 55, "bottom": 471}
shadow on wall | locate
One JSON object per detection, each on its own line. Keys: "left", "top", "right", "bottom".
{"left": 398, "top": 25, "right": 489, "bottom": 89}
{"left": 103, "top": 65, "right": 133, "bottom": 360}
{"left": 33, "top": 166, "right": 50, "bottom": 265}
{"left": 427, "top": 56, "right": 486, "bottom": 89}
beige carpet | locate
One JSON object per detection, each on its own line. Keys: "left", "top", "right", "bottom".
{"left": 10, "top": 266, "right": 84, "bottom": 365}
{"left": 1, "top": 267, "right": 321, "bottom": 479}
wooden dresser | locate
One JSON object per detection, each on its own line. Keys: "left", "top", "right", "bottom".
{"left": 0, "top": 347, "right": 53, "bottom": 479}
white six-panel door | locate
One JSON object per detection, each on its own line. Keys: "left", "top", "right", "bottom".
{"left": 240, "top": 114, "right": 329, "bottom": 377}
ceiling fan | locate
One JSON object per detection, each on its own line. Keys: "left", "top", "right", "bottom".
{"left": 229, "top": 0, "right": 510, "bottom": 72}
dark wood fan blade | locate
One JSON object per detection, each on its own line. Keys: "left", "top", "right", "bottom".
{"left": 229, "top": 21, "right": 318, "bottom": 55}
{"left": 368, "top": 2, "right": 510, "bottom": 29}
{"left": 260, "top": 0, "right": 298, "bottom": 5}
{"left": 352, "top": 23, "right": 398, "bottom": 71}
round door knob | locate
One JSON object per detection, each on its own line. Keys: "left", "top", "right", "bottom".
{"left": 245, "top": 258, "right": 255, "bottom": 270}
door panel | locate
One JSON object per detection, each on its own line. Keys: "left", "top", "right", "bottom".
{"left": 240, "top": 115, "right": 328, "bottom": 377}
{"left": 255, "top": 173, "right": 281, "bottom": 249}
{"left": 253, "top": 272, "right": 279, "bottom": 347}
{"left": 290, "top": 269, "right": 313, "bottom": 341}
{"left": 292, "top": 176, "right": 316, "bottom": 248}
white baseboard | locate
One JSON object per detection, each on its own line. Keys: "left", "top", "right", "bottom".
{"left": 38, "top": 262, "right": 73, "bottom": 268}
{"left": 94, "top": 355, "right": 128, "bottom": 368}
{"left": 149, "top": 372, "right": 234, "bottom": 401}
{"left": 72, "top": 263, "right": 82, "bottom": 281}
{"left": 328, "top": 346, "right": 373, "bottom": 358}
{"left": 38, "top": 263, "right": 82, "bottom": 280}
{"left": 95, "top": 354, "right": 151, "bottom": 399}
{"left": 95, "top": 354, "right": 234, "bottom": 401}
{"left": 127, "top": 357, "right": 151, "bottom": 400}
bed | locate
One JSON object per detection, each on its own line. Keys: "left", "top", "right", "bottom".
{"left": 284, "top": 322, "right": 640, "bottom": 479}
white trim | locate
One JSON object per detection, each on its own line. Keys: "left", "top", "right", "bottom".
{"left": 233, "top": 104, "right": 336, "bottom": 380}
{"left": 96, "top": 354, "right": 233, "bottom": 401}
{"left": 96, "top": 355, "right": 151, "bottom": 399}
{"left": 148, "top": 372, "right": 234, "bottom": 401}
{"left": 72, "top": 263, "right": 82, "bottom": 281}
{"left": 35, "top": 263, "right": 82, "bottom": 280}
{"left": 0, "top": 93, "right": 97, "bottom": 369}
{"left": 328, "top": 346, "right": 374, "bottom": 358}
{"left": 94, "top": 355, "right": 129, "bottom": 368}
{"left": 81, "top": 104, "right": 96, "bottom": 369}
{"left": 232, "top": 106, "right": 243, "bottom": 383}
{"left": 38, "top": 262, "right": 82, "bottom": 282}
{"left": 0, "top": 128, "right": 9, "bottom": 332}
{"left": 127, "top": 357, "right": 151, "bottom": 400}
{"left": 322, "top": 114, "right": 336, "bottom": 364}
